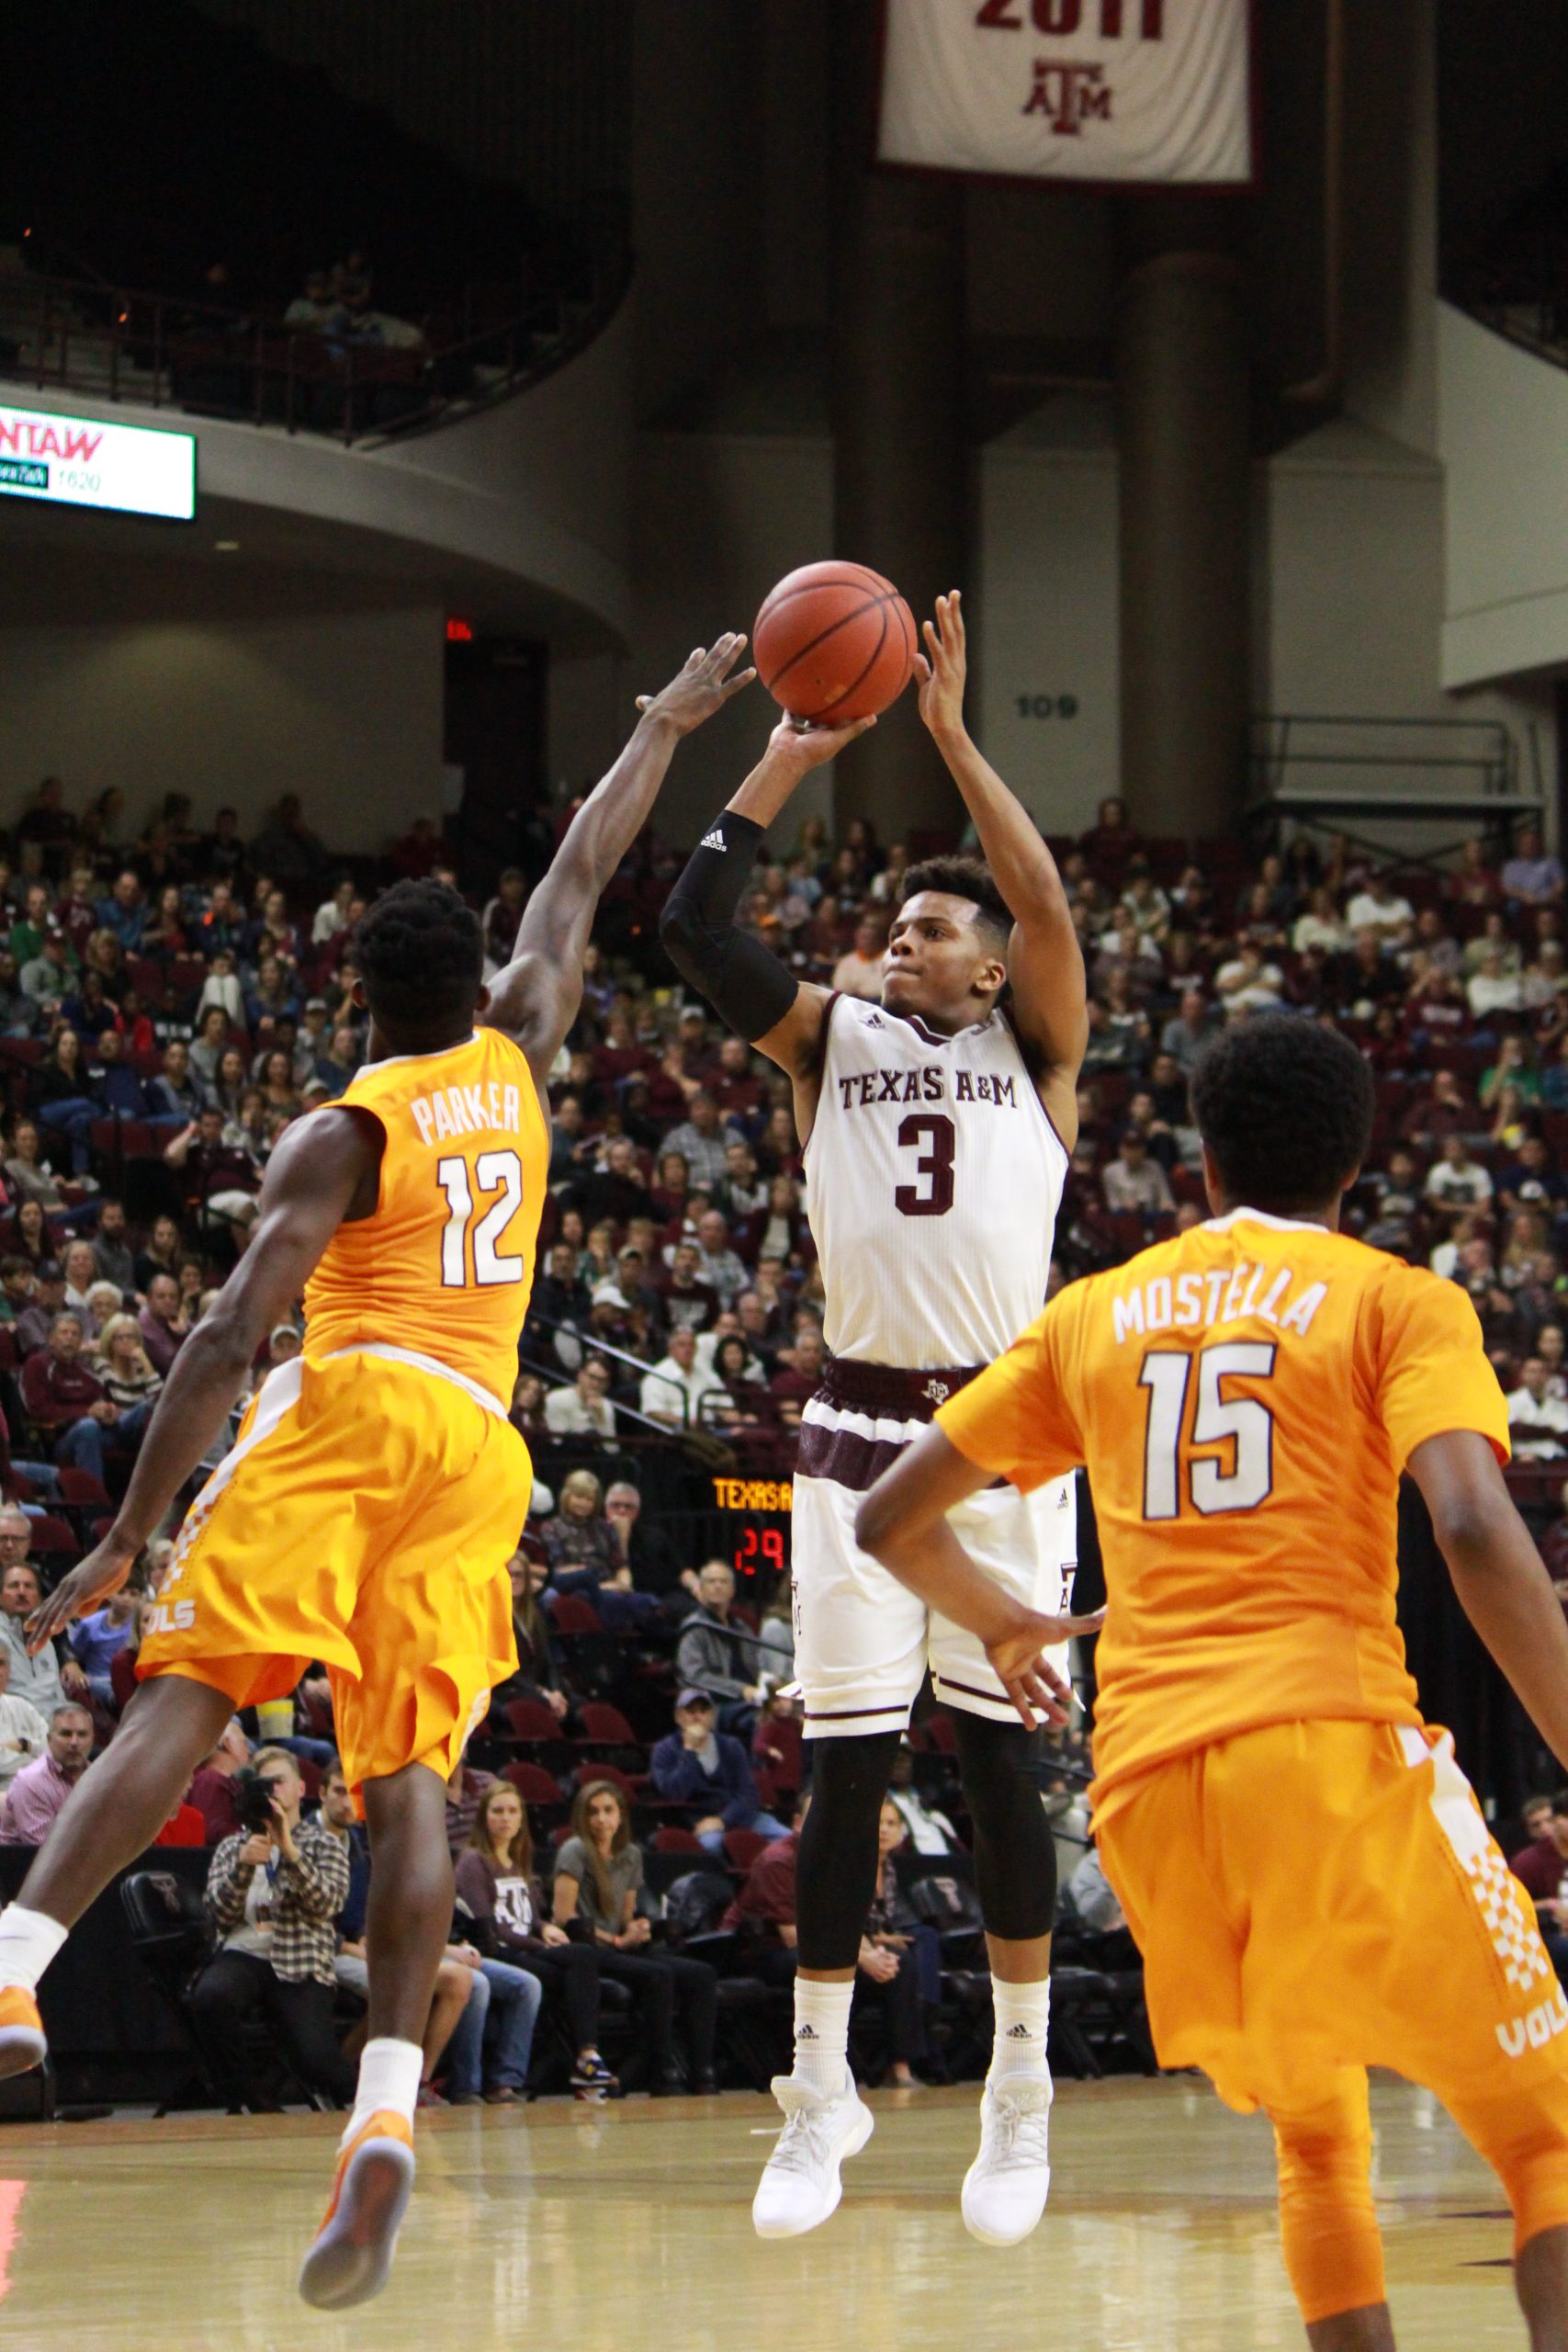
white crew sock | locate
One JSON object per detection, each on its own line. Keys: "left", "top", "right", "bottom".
{"left": 989, "top": 1978, "right": 1053, "bottom": 2086}
{"left": 344, "top": 2037, "right": 423, "bottom": 2143}
{"left": 790, "top": 1978, "right": 854, "bottom": 2099}
{"left": 0, "top": 1905, "right": 68, "bottom": 1996}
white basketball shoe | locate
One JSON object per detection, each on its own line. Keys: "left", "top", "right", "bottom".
{"left": 961, "top": 2075, "right": 1054, "bottom": 2245}
{"left": 752, "top": 2073, "right": 875, "bottom": 2239}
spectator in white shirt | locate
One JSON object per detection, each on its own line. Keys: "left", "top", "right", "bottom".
{"left": 543, "top": 1357, "right": 618, "bottom": 1440}
{"left": 1101, "top": 1129, "right": 1176, "bottom": 1220}
{"left": 1506, "top": 1359, "right": 1568, "bottom": 1458}
{"left": 1292, "top": 888, "right": 1349, "bottom": 956}
{"left": 1468, "top": 947, "right": 1525, "bottom": 1022}
{"left": 640, "top": 1328, "right": 724, "bottom": 1430}
{"left": 1214, "top": 947, "right": 1285, "bottom": 1013}
{"left": 1423, "top": 1136, "right": 1494, "bottom": 1216}
{"left": 1345, "top": 876, "right": 1415, "bottom": 940}
{"left": 0, "top": 1644, "right": 48, "bottom": 1789}
{"left": 1501, "top": 829, "right": 1565, "bottom": 909}
{"left": 694, "top": 1210, "right": 748, "bottom": 1308}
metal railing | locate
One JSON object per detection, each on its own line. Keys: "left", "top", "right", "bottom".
{"left": 1445, "top": 231, "right": 1568, "bottom": 374}
{"left": 0, "top": 242, "right": 630, "bottom": 447}
{"left": 1251, "top": 713, "right": 1517, "bottom": 806}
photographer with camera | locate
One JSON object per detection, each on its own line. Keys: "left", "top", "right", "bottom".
{"left": 191, "top": 1746, "right": 355, "bottom": 2111}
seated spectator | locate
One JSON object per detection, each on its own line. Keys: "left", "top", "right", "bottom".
{"left": 662, "top": 1092, "right": 734, "bottom": 1190}
{"left": 832, "top": 920, "right": 886, "bottom": 1001}
{"left": 146, "top": 1039, "right": 204, "bottom": 1124}
{"left": 61, "top": 1238, "right": 103, "bottom": 1334}
{"left": 603, "top": 1479, "right": 687, "bottom": 1611}
{"left": 1101, "top": 1128, "right": 1175, "bottom": 1221}
{"left": 1502, "top": 828, "right": 1565, "bottom": 910}
{"left": 1062, "top": 1836, "right": 1129, "bottom": 1933}
{"left": 722, "top": 1792, "right": 807, "bottom": 1983}
{"left": 649, "top": 1690, "right": 789, "bottom": 1854}
{"left": 553, "top": 1780, "right": 717, "bottom": 2094}
{"left": 675, "top": 1560, "right": 767, "bottom": 1729}
{"left": 1511, "top": 1791, "right": 1568, "bottom": 1983}
{"left": 701, "top": 1334, "right": 772, "bottom": 1436}
{"left": 541, "top": 1468, "right": 661, "bottom": 1629}
{"left": 133, "top": 1215, "right": 182, "bottom": 1296}
{"left": 138, "top": 1271, "right": 190, "bottom": 1377}
{"left": 456, "top": 1784, "right": 617, "bottom": 2098}
{"left": 191, "top": 1747, "right": 356, "bottom": 2110}
{"left": 1213, "top": 945, "right": 1285, "bottom": 1013}
{"left": 859, "top": 1800, "right": 943, "bottom": 2088}
{"left": 3, "top": 1119, "right": 68, "bottom": 1216}
{"left": 0, "top": 1702, "right": 95, "bottom": 1845}
{"left": 0, "top": 1543, "right": 80, "bottom": 1714}
{"left": 496, "top": 1547, "right": 569, "bottom": 1718}
{"left": 67, "top": 1585, "right": 141, "bottom": 1707}
{"left": 1345, "top": 872, "right": 1415, "bottom": 941}
{"left": 542, "top": 1354, "right": 618, "bottom": 1441}
{"left": 0, "top": 1642, "right": 48, "bottom": 1789}
{"left": 1468, "top": 946, "right": 1524, "bottom": 1023}
{"left": 1507, "top": 1358, "right": 1568, "bottom": 1458}
{"left": 188, "top": 1717, "right": 253, "bottom": 1843}
{"left": 694, "top": 1208, "right": 748, "bottom": 1307}
{"left": 886, "top": 1742, "right": 963, "bottom": 1856}
{"left": 1499, "top": 1135, "right": 1568, "bottom": 1220}
{"left": 1423, "top": 1136, "right": 1494, "bottom": 1218}
{"left": 21, "top": 1310, "right": 154, "bottom": 1481}
{"left": 660, "top": 1244, "right": 720, "bottom": 1339}
{"left": 640, "top": 1326, "right": 724, "bottom": 1430}
{"left": 769, "top": 1320, "right": 827, "bottom": 1431}
{"left": 509, "top": 1371, "right": 548, "bottom": 1442}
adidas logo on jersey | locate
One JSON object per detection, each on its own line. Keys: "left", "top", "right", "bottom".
{"left": 863, "top": 1011, "right": 885, "bottom": 1027}
{"left": 700, "top": 827, "right": 727, "bottom": 851}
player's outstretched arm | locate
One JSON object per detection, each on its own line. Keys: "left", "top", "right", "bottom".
{"left": 26, "top": 1110, "right": 379, "bottom": 1650}
{"left": 660, "top": 711, "right": 873, "bottom": 1117}
{"left": 855, "top": 1425, "right": 1104, "bottom": 1728}
{"left": 1410, "top": 1428, "right": 1568, "bottom": 1768}
{"left": 485, "top": 637, "right": 756, "bottom": 1090}
{"left": 916, "top": 592, "right": 1088, "bottom": 1142}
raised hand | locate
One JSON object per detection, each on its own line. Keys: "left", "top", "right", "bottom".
{"left": 634, "top": 635, "right": 757, "bottom": 736}
{"left": 915, "top": 590, "right": 968, "bottom": 745}
{"left": 985, "top": 1602, "right": 1106, "bottom": 1730}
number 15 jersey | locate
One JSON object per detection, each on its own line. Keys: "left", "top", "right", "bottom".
{"left": 804, "top": 992, "right": 1068, "bottom": 1369}
{"left": 937, "top": 1209, "right": 1511, "bottom": 1821}
{"left": 303, "top": 1026, "right": 547, "bottom": 1409}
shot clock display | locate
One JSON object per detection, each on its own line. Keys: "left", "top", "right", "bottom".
{"left": 711, "top": 1476, "right": 791, "bottom": 1586}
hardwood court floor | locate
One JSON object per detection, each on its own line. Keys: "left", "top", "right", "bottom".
{"left": 0, "top": 2075, "right": 1529, "bottom": 2351}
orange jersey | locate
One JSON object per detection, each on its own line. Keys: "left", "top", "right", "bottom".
{"left": 938, "top": 1209, "right": 1510, "bottom": 1819}
{"left": 303, "top": 1026, "right": 547, "bottom": 1408}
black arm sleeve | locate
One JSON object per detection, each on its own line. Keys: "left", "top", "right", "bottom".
{"left": 658, "top": 810, "right": 801, "bottom": 1043}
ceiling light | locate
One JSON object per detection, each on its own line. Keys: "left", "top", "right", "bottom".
{"left": 214, "top": 539, "right": 240, "bottom": 552}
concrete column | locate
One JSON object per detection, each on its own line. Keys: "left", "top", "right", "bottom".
{"left": 1116, "top": 206, "right": 1251, "bottom": 843}
{"left": 829, "top": 0, "right": 968, "bottom": 844}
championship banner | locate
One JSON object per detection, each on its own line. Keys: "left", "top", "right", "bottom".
{"left": 877, "top": 0, "right": 1253, "bottom": 187}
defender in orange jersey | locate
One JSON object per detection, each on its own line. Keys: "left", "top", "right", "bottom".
{"left": 0, "top": 636, "right": 756, "bottom": 2312}
{"left": 856, "top": 1016, "right": 1568, "bottom": 2351}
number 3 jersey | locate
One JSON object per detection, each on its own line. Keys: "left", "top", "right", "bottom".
{"left": 804, "top": 992, "right": 1068, "bottom": 1369}
{"left": 936, "top": 1208, "right": 1512, "bottom": 1818}
{"left": 302, "top": 1026, "right": 547, "bottom": 1409}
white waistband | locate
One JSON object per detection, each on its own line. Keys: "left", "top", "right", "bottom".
{"left": 321, "top": 1342, "right": 508, "bottom": 1419}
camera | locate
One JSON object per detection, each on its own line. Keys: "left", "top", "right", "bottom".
{"left": 234, "top": 1770, "right": 280, "bottom": 1836}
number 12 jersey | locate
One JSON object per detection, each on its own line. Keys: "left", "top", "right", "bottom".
{"left": 803, "top": 992, "right": 1068, "bottom": 1369}
{"left": 302, "top": 1026, "right": 547, "bottom": 1408}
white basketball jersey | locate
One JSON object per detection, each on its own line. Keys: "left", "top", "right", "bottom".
{"left": 803, "top": 994, "right": 1068, "bottom": 1368}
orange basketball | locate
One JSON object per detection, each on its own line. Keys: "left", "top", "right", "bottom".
{"left": 753, "top": 560, "right": 918, "bottom": 725}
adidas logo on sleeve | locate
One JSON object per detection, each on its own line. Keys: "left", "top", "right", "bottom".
{"left": 700, "top": 826, "right": 727, "bottom": 852}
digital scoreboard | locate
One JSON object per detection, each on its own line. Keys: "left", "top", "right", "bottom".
{"left": 0, "top": 401, "right": 196, "bottom": 521}
{"left": 711, "top": 1476, "right": 792, "bottom": 1587}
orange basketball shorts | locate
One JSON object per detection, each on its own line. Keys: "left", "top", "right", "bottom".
{"left": 1095, "top": 1717, "right": 1568, "bottom": 2120}
{"left": 138, "top": 1347, "right": 528, "bottom": 1795}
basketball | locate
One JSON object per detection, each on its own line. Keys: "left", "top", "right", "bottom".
{"left": 753, "top": 560, "right": 918, "bottom": 725}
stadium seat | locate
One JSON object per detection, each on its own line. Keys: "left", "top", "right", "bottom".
{"left": 651, "top": 1826, "right": 704, "bottom": 1854}
{"left": 550, "top": 1593, "right": 603, "bottom": 1635}
{"left": 505, "top": 1696, "right": 566, "bottom": 1746}
{"left": 27, "top": 1515, "right": 79, "bottom": 1559}
{"left": 723, "top": 1827, "right": 768, "bottom": 1873}
{"left": 577, "top": 1702, "right": 637, "bottom": 1747}
{"left": 502, "top": 1760, "right": 565, "bottom": 1805}
{"left": 57, "top": 1467, "right": 111, "bottom": 1510}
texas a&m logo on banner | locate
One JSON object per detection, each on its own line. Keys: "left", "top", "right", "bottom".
{"left": 877, "top": 0, "right": 1252, "bottom": 187}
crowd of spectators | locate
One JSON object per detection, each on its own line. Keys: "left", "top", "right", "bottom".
{"left": 2, "top": 765, "right": 1567, "bottom": 2103}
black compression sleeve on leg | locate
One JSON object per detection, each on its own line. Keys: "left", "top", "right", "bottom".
{"left": 795, "top": 1728, "right": 905, "bottom": 1971}
{"left": 950, "top": 1714, "right": 1057, "bottom": 1942}
{"left": 658, "top": 810, "right": 801, "bottom": 1043}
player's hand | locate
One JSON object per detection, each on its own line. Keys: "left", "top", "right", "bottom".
{"left": 25, "top": 1536, "right": 137, "bottom": 1654}
{"left": 759, "top": 710, "right": 875, "bottom": 782}
{"left": 915, "top": 590, "right": 969, "bottom": 745}
{"left": 985, "top": 1603, "right": 1106, "bottom": 1731}
{"left": 634, "top": 636, "right": 757, "bottom": 735}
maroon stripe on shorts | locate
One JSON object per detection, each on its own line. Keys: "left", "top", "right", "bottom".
{"left": 818, "top": 1357, "right": 984, "bottom": 1422}
{"left": 795, "top": 1419, "right": 911, "bottom": 1493}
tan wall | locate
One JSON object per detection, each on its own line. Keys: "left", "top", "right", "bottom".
{"left": 0, "top": 605, "right": 445, "bottom": 852}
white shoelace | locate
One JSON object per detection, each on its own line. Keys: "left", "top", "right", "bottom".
{"left": 767, "top": 2095, "right": 841, "bottom": 2177}
{"left": 980, "top": 2091, "right": 1052, "bottom": 2175}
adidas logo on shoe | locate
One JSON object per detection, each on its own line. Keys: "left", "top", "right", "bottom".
{"left": 700, "top": 828, "right": 727, "bottom": 851}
